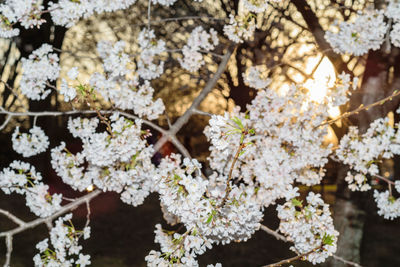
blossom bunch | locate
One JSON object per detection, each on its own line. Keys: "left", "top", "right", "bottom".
{"left": 335, "top": 117, "right": 399, "bottom": 191}
{"left": 325, "top": 10, "right": 387, "bottom": 56}
{"left": 242, "top": 65, "right": 271, "bottom": 89}
{"left": 145, "top": 224, "right": 211, "bottom": 266}
{"left": 156, "top": 155, "right": 263, "bottom": 244}
{"left": 205, "top": 80, "right": 336, "bottom": 207}
{"left": 242, "top": 0, "right": 270, "bottom": 13}
{"left": 0, "top": 161, "right": 62, "bottom": 217}
{"left": 89, "top": 74, "right": 165, "bottom": 119}
{"left": 59, "top": 67, "right": 79, "bottom": 102}
{"left": 0, "top": 0, "right": 45, "bottom": 38}
{"left": 48, "top": 0, "right": 137, "bottom": 28}
{"left": 0, "top": 0, "right": 139, "bottom": 38}
{"left": 178, "top": 26, "right": 219, "bottom": 72}
{"left": 20, "top": 44, "right": 60, "bottom": 100}
{"left": 373, "top": 188, "right": 400, "bottom": 220}
{"left": 97, "top": 41, "right": 131, "bottom": 79}
{"left": 137, "top": 29, "right": 166, "bottom": 80}
{"left": 148, "top": 154, "right": 263, "bottom": 265}
{"left": 277, "top": 192, "right": 339, "bottom": 264}
{"left": 51, "top": 114, "right": 156, "bottom": 206}
{"left": 33, "top": 213, "right": 91, "bottom": 267}
{"left": 12, "top": 126, "right": 49, "bottom": 157}
{"left": 223, "top": 14, "right": 256, "bottom": 43}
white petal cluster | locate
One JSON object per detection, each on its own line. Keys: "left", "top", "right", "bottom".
{"left": 90, "top": 74, "right": 165, "bottom": 119}
{"left": 205, "top": 82, "right": 335, "bottom": 207}
{"left": 243, "top": 65, "right": 271, "bottom": 89}
{"left": 178, "top": 26, "right": 219, "bottom": 72}
{"left": 97, "top": 41, "right": 130, "bottom": 79}
{"left": 390, "top": 22, "right": 400, "bottom": 48}
{"left": 0, "top": 161, "right": 62, "bottom": 217}
{"left": 12, "top": 126, "right": 49, "bottom": 157}
{"left": 325, "top": 10, "right": 387, "bottom": 56}
{"left": 223, "top": 14, "right": 256, "bottom": 43}
{"left": 33, "top": 213, "right": 91, "bottom": 267}
{"left": 242, "top": 0, "right": 269, "bottom": 13}
{"left": 0, "top": 0, "right": 45, "bottom": 38}
{"left": 137, "top": 29, "right": 166, "bottom": 80}
{"left": 147, "top": 155, "right": 262, "bottom": 265}
{"left": 325, "top": 72, "right": 358, "bottom": 106}
{"left": 48, "top": 0, "right": 137, "bottom": 28}
{"left": 373, "top": 189, "right": 400, "bottom": 220}
{"left": 151, "top": 0, "right": 177, "bottom": 6}
{"left": 156, "top": 155, "right": 263, "bottom": 245}
{"left": 52, "top": 115, "right": 156, "bottom": 206}
{"left": 145, "top": 224, "right": 211, "bottom": 266}
{"left": 386, "top": 0, "right": 400, "bottom": 22}
{"left": 20, "top": 44, "right": 60, "bottom": 100}
{"left": 277, "top": 193, "right": 339, "bottom": 264}
{"left": 336, "top": 117, "right": 398, "bottom": 191}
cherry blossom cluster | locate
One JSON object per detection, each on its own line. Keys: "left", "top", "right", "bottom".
{"left": 224, "top": 14, "right": 256, "bottom": 43}
{"left": 145, "top": 224, "right": 212, "bottom": 266}
{"left": 335, "top": 117, "right": 399, "bottom": 191}
{"left": 33, "top": 213, "right": 91, "bottom": 267}
{"left": 90, "top": 36, "right": 165, "bottom": 118}
{"left": 178, "top": 26, "right": 219, "bottom": 72}
{"left": 47, "top": 0, "right": 136, "bottom": 28}
{"left": 325, "top": 2, "right": 400, "bottom": 56}
{"left": 373, "top": 185, "right": 400, "bottom": 220}
{"left": 0, "top": 161, "right": 62, "bottom": 217}
{"left": 0, "top": 0, "right": 45, "bottom": 38}
{"left": 325, "top": 72, "right": 358, "bottom": 107}
{"left": 0, "top": 0, "right": 141, "bottom": 38}
{"left": 20, "top": 44, "right": 60, "bottom": 100}
{"left": 12, "top": 126, "right": 49, "bottom": 157}
{"left": 51, "top": 114, "right": 156, "bottom": 206}
{"left": 137, "top": 29, "right": 166, "bottom": 80}
{"left": 147, "top": 154, "right": 263, "bottom": 265}
{"left": 242, "top": 0, "right": 270, "bottom": 13}
{"left": 204, "top": 72, "right": 357, "bottom": 207}
{"left": 277, "top": 192, "right": 339, "bottom": 264}
{"left": 325, "top": 9, "right": 387, "bottom": 56}
{"left": 97, "top": 40, "right": 131, "bottom": 79}
{"left": 242, "top": 65, "right": 271, "bottom": 89}
{"left": 60, "top": 67, "right": 79, "bottom": 102}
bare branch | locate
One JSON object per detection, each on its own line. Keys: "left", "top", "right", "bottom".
{"left": 0, "top": 190, "right": 101, "bottom": 238}
{"left": 0, "top": 209, "right": 25, "bottom": 226}
{"left": 3, "top": 234, "right": 12, "bottom": 267}
{"left": 332, "top": 255, "right": 363, "bottom": 267}
{"left": 153, "top": 43, "right": 237, "bottom": 152}
{"left": 317, "top": 89, "right": 400, "bottom": 128}
{"left": 260, "top": 224, "right": 287, "bottom": 242}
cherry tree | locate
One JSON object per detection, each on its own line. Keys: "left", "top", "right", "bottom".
{"left": 0, "top": 0, "right": 399, "bottom": 266}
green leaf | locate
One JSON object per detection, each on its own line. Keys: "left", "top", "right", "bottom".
{"left": 322, "top": 233, "right": 335, "bottom": 246}
{"left": 291, "top": 198, "right": 303, "bottom": 207}
{"left": 232, "top": 116, "right": 244, "bottom": 130}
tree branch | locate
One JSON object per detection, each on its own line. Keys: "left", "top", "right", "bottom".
{"left": 153, "top": 43, "right": 237, "bottom": 152}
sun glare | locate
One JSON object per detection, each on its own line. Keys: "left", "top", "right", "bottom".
{"left": 304, "top": 57, "right": 341, "bottom": 118}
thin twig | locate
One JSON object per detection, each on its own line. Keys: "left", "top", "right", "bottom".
{"left": 317, "top": 90, "right": 400, "bottom": 128}
{"left": 332, "top": 255, "right": 363, "bottom": 267}
{"left": 262, "top": 245, "right": 324, "bottom": 267}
